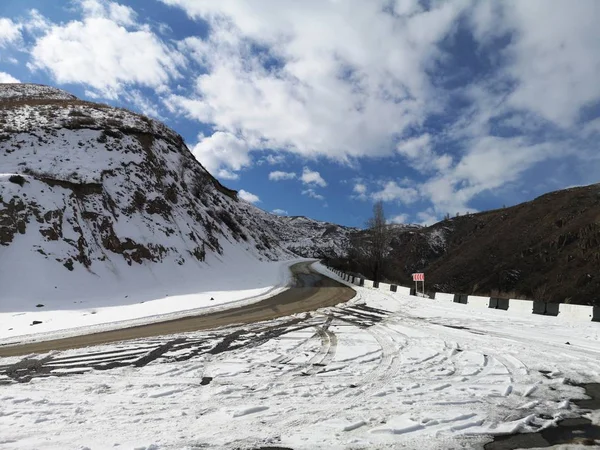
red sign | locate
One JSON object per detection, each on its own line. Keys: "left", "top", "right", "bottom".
{"left": 412, "top": 273, "right": 424, "bottom": 281}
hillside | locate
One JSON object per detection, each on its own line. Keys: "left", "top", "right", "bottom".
{"left": 0, "top": 84, "right": 299, "bottom": 313}
{"left": 334, "top": 184, "right": 600, "bottom": 305}
{"left": 255, "top": 213, "right": 358, "bottom": 259}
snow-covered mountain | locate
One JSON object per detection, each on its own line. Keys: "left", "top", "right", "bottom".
{"left": 250, "top": 212, "right": 358, "bottom": 259}
{"left": 1, "top": 84, "right": 319, "bottom": 310}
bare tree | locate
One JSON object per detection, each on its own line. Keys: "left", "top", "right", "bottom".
{"left": 350, "top": 201, "right": 392, "bottom": 284}
{"left": 347, "top": 202, "right": 393, "bottom": 283}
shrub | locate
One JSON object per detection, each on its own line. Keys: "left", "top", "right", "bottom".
{"left": 165, "top": 183, "right": 178, "bottom": 204}
{"left": 217, "top": 209, "right": 243, "bottom": 236}
{"left": 68, "top": 109, "right": 86, "bottom": 117}
{"left": 8, "top": 175, "right": 26, "bottom": 186}
{"left": 132, "top": 190, "right": 146, "bottom": 211}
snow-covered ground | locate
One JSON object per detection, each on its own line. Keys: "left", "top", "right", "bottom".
{"left": 1, "top": 84, "right": 297, "bottom": 347}
{"left": 1, "top": 264, "right": 599, "bottom": 449}
{"left": 0, "top": 253, "right": 301, "bottom": 344}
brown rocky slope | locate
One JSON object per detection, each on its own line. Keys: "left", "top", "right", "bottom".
{"left": 331, "top": 183, "right": 600, "bottom": 305}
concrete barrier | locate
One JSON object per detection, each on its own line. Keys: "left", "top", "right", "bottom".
{"left": 533, "top": 301, "right": 546, "bottom": 315}
{"left": 379, "top": 282, "right": 392, "bottom": 291}
{"left": 364, "top": 279, "right": 375, "bottom": 288}
{"left": 508, "top": 299, "right": 534, "bottom": 315}
{"left": 436, "top": 293, "right": 455, "bottom": 302}
{"left": 545, "top": 303, "right": 560, "bottom": 316}
{"left": 425, "top": 291, "right": 437, "bottom": 299}
{"left": 359, "top": 278, "right": 365, "bottom": 287}
{"left": 400, "top": 286, "right": 412, "bottom": 295}
{"left": 496, "top": 298, "right": 509, "bottom": 310}
{"left": 558, "top": 304, "right": 594, "bottom": 321}
{"left": 532, "top": 301, "right": 559, "bottom": 316}
{"left": 394, "top": 285, "right": 411, "bottom": 295}
{"left": 468, "top": 295, "right": 491, "bottom": 309}
{"left": 454, "top": 294, "right": 468, "bottom": 304}
{"left": 594, "top": 306, "right": 600, "bottom": 322}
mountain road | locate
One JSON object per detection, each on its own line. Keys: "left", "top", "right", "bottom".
{"left": 0, "top": 261, "right": 355, "bottom": 357}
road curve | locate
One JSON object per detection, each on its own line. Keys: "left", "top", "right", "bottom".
{"left": 0, "top": 261, "right": 355, "bottom": 357}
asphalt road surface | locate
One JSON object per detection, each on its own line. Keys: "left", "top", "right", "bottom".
{"left": 0, "top": 261, "right": 355, "bottom": 357}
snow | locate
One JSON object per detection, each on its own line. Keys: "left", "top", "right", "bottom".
{"left": 0, "top": 255, "right": 300, "bottom": 344}
{"left": 240, "top": 208, "right": 358, "bottom": 259}
{"left": 427, "top": 227, "right": 447, "bottom": 251}
{"left": 1, "top": 84, "right": 307, "bottom": 344}
{"left": 0, "top": 84, "right": 76, "bottom": 101}
{"left": 1, "top": 263, "right": 599, "bottom": 449}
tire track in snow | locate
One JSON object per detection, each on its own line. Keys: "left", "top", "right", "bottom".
{"left": 304, "top": 320, "right": 338, "bottom": 375}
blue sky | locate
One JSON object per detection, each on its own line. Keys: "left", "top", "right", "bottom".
{"left": 1, "top": 0, "right": 599, "bottom": 228}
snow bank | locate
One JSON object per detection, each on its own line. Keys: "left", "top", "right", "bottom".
{"left": 0, "top": 255, "right": 302, "bottom": 344}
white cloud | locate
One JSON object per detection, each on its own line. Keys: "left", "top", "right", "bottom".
{"left": 416, "top": 210, "right": 438, "bottom": 226}
{"left": 29, "top": 2, "right": 184, "bottom": 98}
{"left": 389, "top": 214, "right": 409, "bottom": 224}
{"left": 300, "top": 167, "right": 327, "bottom": 187}
{"left": 161, "top": 0, "right": 470, "bottom": 162}
{"left": 23, "top": 10, "right": 52, "bottom": 34}
{"left": 124, "top": 89, "right": 163, "bottom": 118}
{"left": 302, "top": 189, "right": 325, "bottom": 201}
{"left": 465, "top": 1, "right": 600, "bottom": 128}
{"left": 396, "top": 133, "right": 431, "bottom": 159}
{"left": 500, "top": 1, "right": 600, "bottom": 127}
{"left": 353, "top": 183, "right": 367, "bottom": 195}
{"left": 272, "top": 209, "right": 288, "bottom": 215}
{"left": 190, "top": 132, "right": 251, "bottom": 177}
{"left": 216, "top": 169, "right": 240, "bottom": 181}
{"left": 352, "top": 182, "right": 368, "bottom": 200}
{"left": 238, "top": 189, "right": 260, "bottom": 204}
{"left": 268, "top": 171, "right": 296, "bottom": 181}
{"left": 0, "top": 18, "right": 21, "bottom": 47}
{"left": 107, "top": 3, "right": 137, "bottom": 26}
{"left": 0, "top": 72, "right": 20, "bottom": 83}
{"left": 157, "top": 0, "right": 600, "bottom": 216}
{"left": 266, "top": 154, "right": 285, "bottom": 165}
{"left": 396, "top": 133, "right": 452, "bottom": 174}
{"left": 418, "top": 136, "right": 570, "bottom": 217}
{"left": 80, "top": 0, "right": 137, "bottom": 26}
{"left": 9, "top": 0, "right": 594, "bottom": 218}
{"left": 371, "top": 181, "right": 419, "bottom": 204}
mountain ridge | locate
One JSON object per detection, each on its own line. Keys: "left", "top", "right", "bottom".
{"left": 0, "top": 84, "right": 300, "bottom": 310}
{"left": 331, "top": 182, "right": 600, "bottom": 305}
